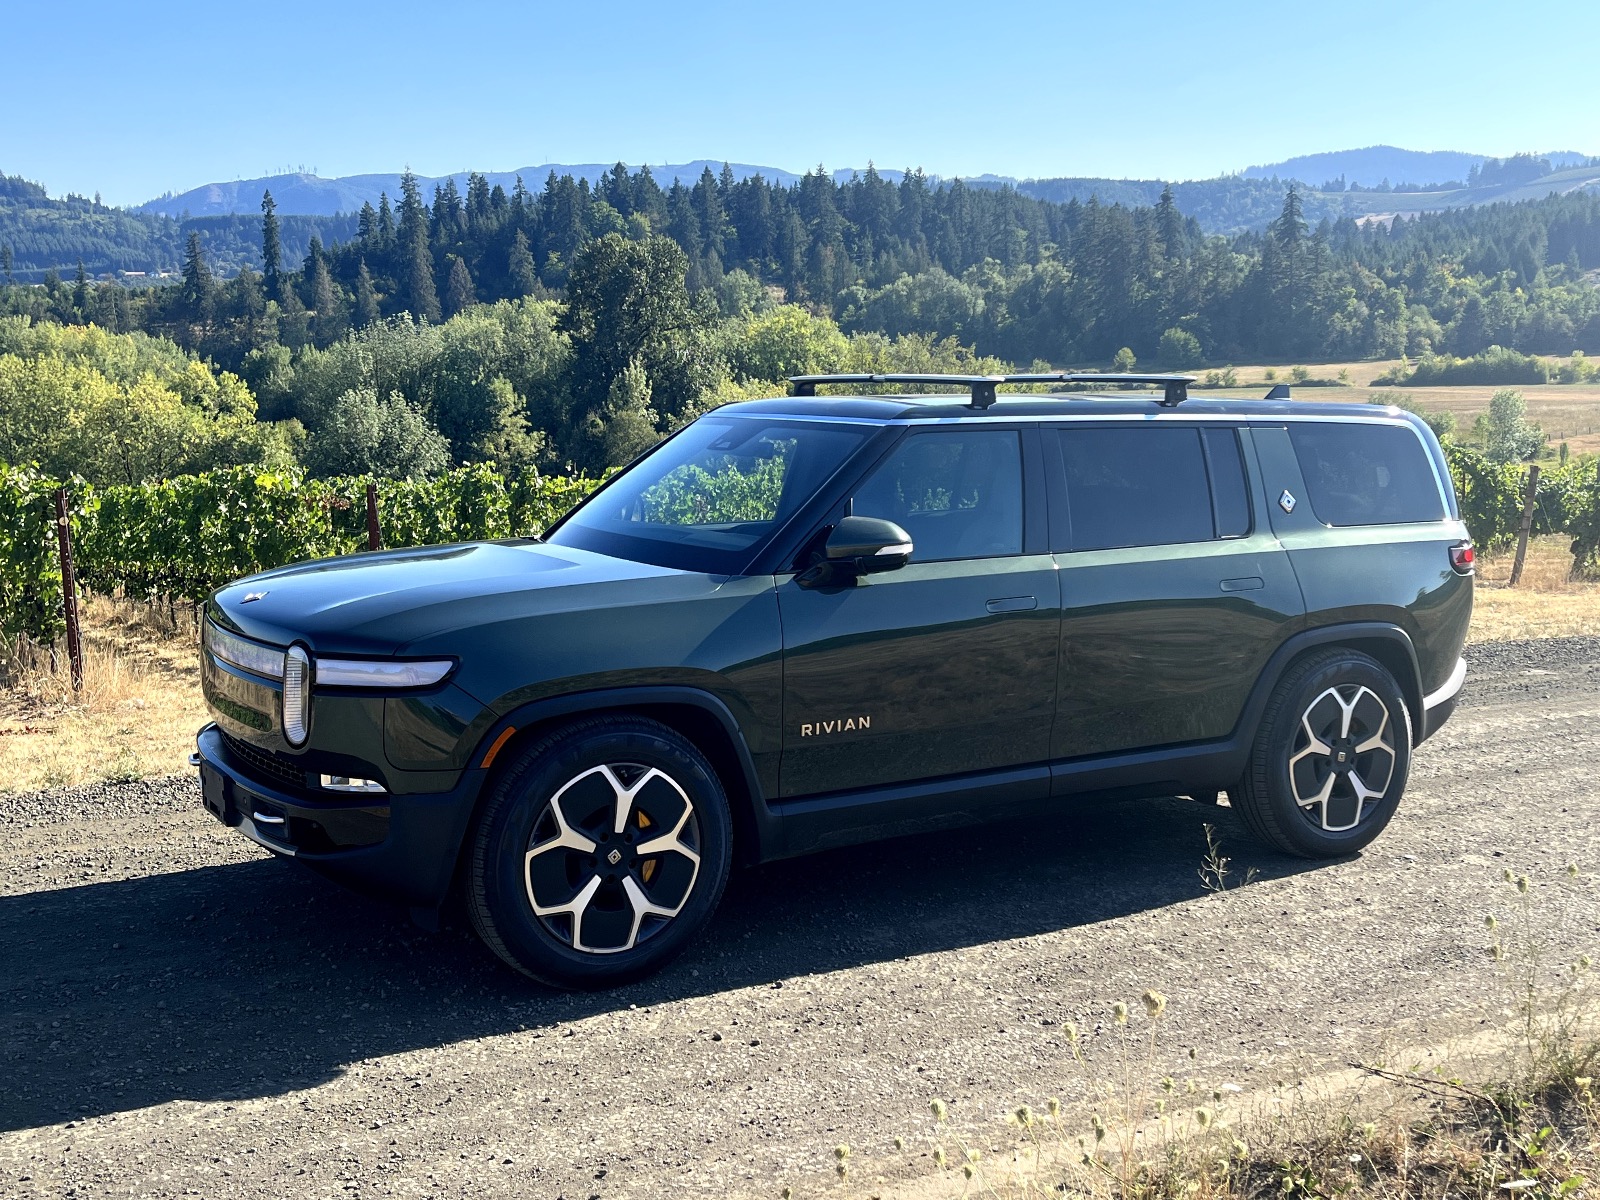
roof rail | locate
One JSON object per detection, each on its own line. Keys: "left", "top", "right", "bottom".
{"left": 788, "top": 373, "right": 1007, "bottom": 408}
{"left": 1002, "top": 373, "right": 1196, "bottom": 407}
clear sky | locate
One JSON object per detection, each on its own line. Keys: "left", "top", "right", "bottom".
{"left": 7, "top": 0, "right": 1596, "bottom": 207}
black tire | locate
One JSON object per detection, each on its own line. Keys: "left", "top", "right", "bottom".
{"left": 466, "top": 715, "right": 732, "bottom": 988}
{"left": 1234, "top": 649, "right": 1412, "bottom": 858}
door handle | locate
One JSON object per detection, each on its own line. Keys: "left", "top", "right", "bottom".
{"left": 1220, "top": 577, "right": 1265, "bottom": 592}
{"left": 985, "top": 595, "right": 1038, "bottom": 613}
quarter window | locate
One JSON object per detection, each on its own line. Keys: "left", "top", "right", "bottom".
{"left": 1288, "top": 423, "right": 1446, "bottom": 527}
{"left": 1060, "top": 426, "right": 1250, "bottom": 550}
{"left": 849, "top": 430, "right": 1024, "bottom": 561}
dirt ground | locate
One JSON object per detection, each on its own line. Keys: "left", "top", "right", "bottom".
{"left": 3, "top": 637, "right": 1597, "bottom": 1199}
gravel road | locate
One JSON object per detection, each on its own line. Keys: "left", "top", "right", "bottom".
{"left": 3, "top": 639, "right": 1599, "bottom": 1199}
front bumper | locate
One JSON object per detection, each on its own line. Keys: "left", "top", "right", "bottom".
{"left": 194, "top": 723, "right": 486, "bottom": 910}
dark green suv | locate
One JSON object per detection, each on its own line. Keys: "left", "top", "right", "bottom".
{"left": 195, "top": 373, "right": 1473, "bottom": 987}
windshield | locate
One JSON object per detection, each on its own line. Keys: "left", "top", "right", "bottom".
{"left": 547, "top": 416, "right": 873, "bottom": 572}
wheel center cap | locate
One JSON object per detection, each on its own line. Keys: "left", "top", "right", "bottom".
{"left": 1336, "top": 750, "right": 1348, "bottom": 763}
{"left": 607, "top": 848, "right": 623, "bottom": 866}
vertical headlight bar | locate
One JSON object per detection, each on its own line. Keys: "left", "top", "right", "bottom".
{"left": 282, "top": 644, "right": 312, "bottom": 747}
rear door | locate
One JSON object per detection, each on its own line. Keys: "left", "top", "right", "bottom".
{"left": 776, "top": 424, "right": 1061, "bottom": 797}
{"left": 1048, "top": 421, "right": 1303, "bottom": 761}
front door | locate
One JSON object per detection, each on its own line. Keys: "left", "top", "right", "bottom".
{"left": 777, "top": 426, "right": 1061, "bottom": 797}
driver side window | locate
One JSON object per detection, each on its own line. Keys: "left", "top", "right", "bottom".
{"left": 849, "top": 429, "right": 1023, "bottom": 562}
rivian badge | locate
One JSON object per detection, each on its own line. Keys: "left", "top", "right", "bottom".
{"left": 1278, "top": 490, "right": 1297, "bottom": 514}
{"left": 241, "top": 590, "right": 269, "bottom": 603}
{"left": 607, "top": 849, "right": 622, "bottom": 865}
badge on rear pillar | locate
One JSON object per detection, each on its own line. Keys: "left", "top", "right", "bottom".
{"left": 800, "top": 716, "right": 871, "bottom": 737}
{"left": 1278, "top": 490, "right": 1297, "bottom": 514}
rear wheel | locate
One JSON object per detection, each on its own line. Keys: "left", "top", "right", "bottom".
{"left": 466, "top": 715, "right": 732, "bottom": 988}
{"left": 1234, "top": 649, "right": 1412, "bottom": 858}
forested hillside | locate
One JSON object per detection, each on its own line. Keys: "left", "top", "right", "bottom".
{"left": 0, "top": 174, "right": 355, "bottom": 281}
{"left": 1, "top": 161, "right": 1598, "bottom": 490}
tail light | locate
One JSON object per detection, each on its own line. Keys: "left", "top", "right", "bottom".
{"left": 1449, "top": 542, "right": 1475, "bottom": 574}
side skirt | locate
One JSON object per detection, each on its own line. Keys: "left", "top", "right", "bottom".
{"left": 771, "top": 738, "right": 1248, "bottom": 860}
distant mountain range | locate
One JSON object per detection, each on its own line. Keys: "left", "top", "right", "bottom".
{"left": 1241, "top": 145, "right": 1592, "bottom": 188}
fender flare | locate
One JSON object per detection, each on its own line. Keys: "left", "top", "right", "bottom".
{"left": 467, "top": 685, "right": 779, "bottom": 865}
{"left": 1235, "top": 621, "right": 1424, "bottom": 747}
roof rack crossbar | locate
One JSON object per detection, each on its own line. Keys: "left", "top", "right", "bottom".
{"left": 1002, "top": 373, "right": 1196, "bottom": 406}
{"left": 787, "top": 372, "right": 1197, "bottom": 408}
{"left": 788, "top": 373, "right": 1007, "bottom": 408}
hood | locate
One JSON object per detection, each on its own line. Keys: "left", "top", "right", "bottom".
{"left": 208, "top": 540, "right": 695, "bottom": 655}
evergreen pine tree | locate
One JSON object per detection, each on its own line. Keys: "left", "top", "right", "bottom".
{"left": 0, "top": 243, "right": 12, "bottom": 282}
{"left": 355, "top": 258, "right": 382, "bottom": 328}
{"left": 180, "top": 231, "right": 215, "bottom": 324}
{"left": 261, "top": 189, "right": 283, "bottom": 299}
{"left": 73, "top": 259, "right": 89, "bottom": 315}
{"left": 445, "top": 255, "right": 476, "bottom": 317}
{"left": 398, "top": 170, "right": 442, "bottom": 322}
{"left": 508, "top": 229, "right": 538, "bottom": 296}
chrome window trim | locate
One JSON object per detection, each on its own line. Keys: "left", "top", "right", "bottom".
{"left": 205, "top": 620, "right": 285, "bottom": 681}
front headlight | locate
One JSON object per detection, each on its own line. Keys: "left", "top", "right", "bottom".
{"left": 314, "top": 658, "right": 455, "bottom": 688}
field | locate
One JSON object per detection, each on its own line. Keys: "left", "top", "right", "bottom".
{"left": 1199, "top": 358, "right": 1600, "bottom": 455}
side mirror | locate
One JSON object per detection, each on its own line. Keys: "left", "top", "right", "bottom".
{"left": 819, "top": 515, "right": 913, "bottom": 577}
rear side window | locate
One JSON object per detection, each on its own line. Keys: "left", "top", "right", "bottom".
{"left": 1059, "top": 426, "right": 1250, "bottom": 551}
{"left": 1288, "top": 423, "right": 1445, "bottom": 527}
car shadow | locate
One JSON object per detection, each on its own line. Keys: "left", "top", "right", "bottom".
{"left": 1, "top": 795, "right": 1324, "bottom": 1132}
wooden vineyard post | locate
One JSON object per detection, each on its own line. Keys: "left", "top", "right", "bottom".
{"left": 53, "top": 488, "right": 84, "bottom": 691}
{"left": 1507, "top": 464, "right": 1541, "bottom": 588}
{"left": 365, "top": 481, "right": 381, "bottom": 551}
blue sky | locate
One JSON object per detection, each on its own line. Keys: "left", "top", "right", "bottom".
{"left": 7, "top": 0, "right": 1596, "bottom": 206}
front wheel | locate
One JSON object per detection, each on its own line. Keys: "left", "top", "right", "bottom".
{"left": 466, "top": 716, "right": 732, "bottom": 988}
{"left": 1234, "top": 649, "right": 1412, "bottom": 858}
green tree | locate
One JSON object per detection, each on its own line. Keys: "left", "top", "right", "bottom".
{"left": 180, "top": 232, "right": 215, "bottom": 330}
{"left": 558, "top": 234, "right": 720, "bottom": 469}
{"left": 398, "top": 170, "right": 441, "bottom": 323}
{"left": 1157, "top": 327, "right": 1202, "bottom": 368}
{"left": 508, "top": 229, "right": 538, "bottom": 296}
{"left": 354, "top": 258, "right": 381, "bottom": 328}
{"left": 1111, "top": 346, "right": 1137, "bottom": 372}
{"left": 261, "top": 189, "right": 282, "bottom": 300}
{"left": 444, "top": 255, "right": 476, "bottom": 318}
{"left": 301, "top": 386, "right": 451, "bottom": 478}
{"left": 1485, "top": 388, "right": 1544, "bottom": 462}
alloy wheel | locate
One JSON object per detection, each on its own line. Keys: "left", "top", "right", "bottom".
{"left": 523, "top": 762, "right": 702, "bottom": 954}
{"left": 1287, "top": 684, "right": 1396, "bottom": 833}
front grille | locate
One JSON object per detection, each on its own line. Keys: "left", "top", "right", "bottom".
{"left": 221, "top": 730, "right": 307, "bottom": 791}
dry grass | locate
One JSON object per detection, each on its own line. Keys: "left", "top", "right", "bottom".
{"left": 0, "top": 596, "right": 207, "bottom": 793}
{"left": 1471, "top": 535, "right": 1600, "bottom": 643}
{"left": 1203, "top": 359, "right": 1600, "bottom": 455}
